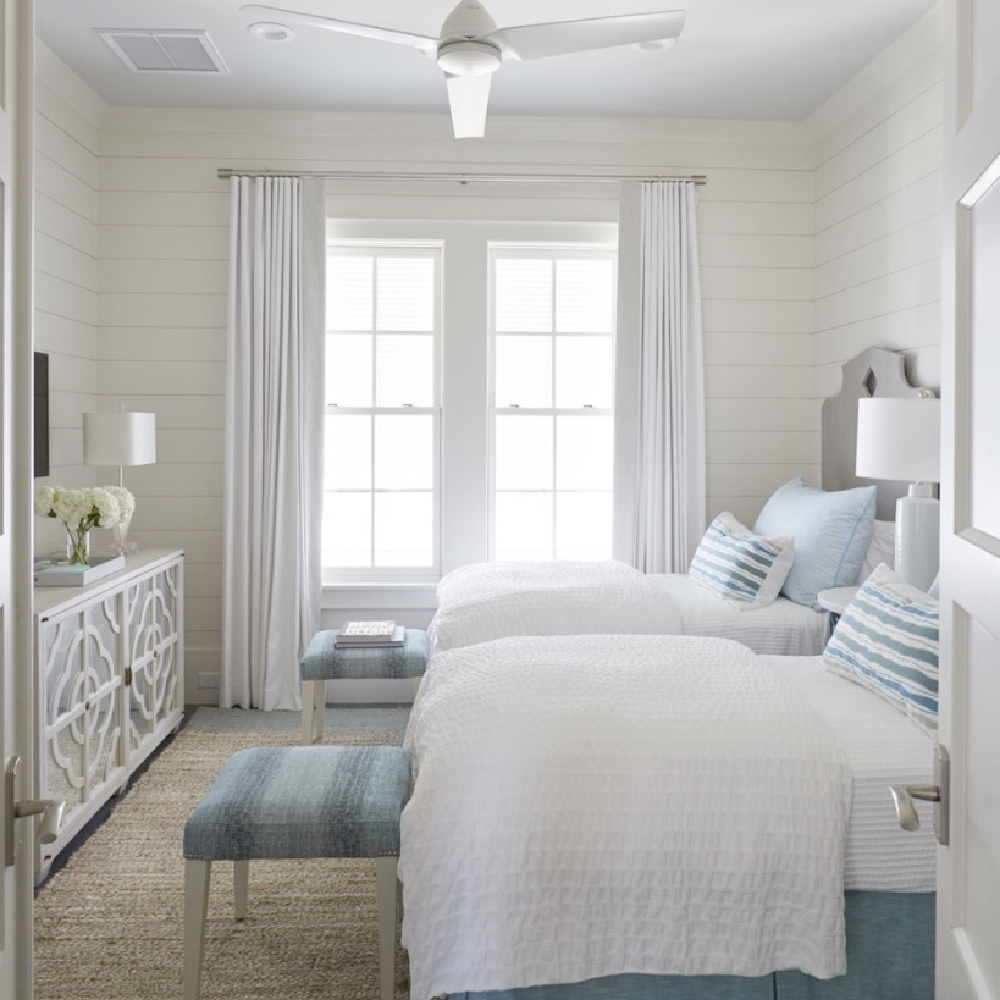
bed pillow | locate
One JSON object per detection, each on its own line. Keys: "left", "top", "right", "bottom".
{"left": 927, "top": 573, "right": 940, "bottom": 599}
{"left": 753, "top": 476, "right": 877, "bottom": 610}
{"left": 689, "top": 512, "right": 794, "bottom": 611}
{"left": 857, "top": 519, "right": 895, "bottom": 584}
{"left": 823, "top": 563, "right": 939, "bottom": 734}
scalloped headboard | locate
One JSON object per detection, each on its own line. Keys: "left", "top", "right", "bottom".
{"left": 821, "top": 347, "right": 932, "bottom": 521}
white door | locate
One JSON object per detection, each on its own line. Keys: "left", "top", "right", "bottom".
{"left": 0, "top": 0, "right": 35, "bottom": 998}
{"left": 937, "top": 1, "right": 1000, "bottom": 996}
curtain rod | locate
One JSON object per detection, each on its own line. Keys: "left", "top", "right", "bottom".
{"left": 216, "top": 168, "right": 707, "bottom": 186}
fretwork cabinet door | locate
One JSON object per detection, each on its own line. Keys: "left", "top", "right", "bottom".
{"left": 36, "top": 593, "right": 127, "bottom": 869}
{"left": 124, "top": 556, "right": 184, "bottom": 762}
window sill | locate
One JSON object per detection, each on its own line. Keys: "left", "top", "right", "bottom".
{"left": 321, "top": 581, "right": 437, "bottom": 611}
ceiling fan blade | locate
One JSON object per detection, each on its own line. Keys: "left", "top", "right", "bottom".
{"left": 240, "top": 4, "right": 437, "bottom": 53}
{"left": 445, "top": 73, "right": 491, "bottom": 139}
{"left": 489, "top": 10, "right": 685, "bottom": 61}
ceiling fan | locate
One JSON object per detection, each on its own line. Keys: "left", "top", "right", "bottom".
{"left": 241, "top": 1, "right": 685, "bottom": 138}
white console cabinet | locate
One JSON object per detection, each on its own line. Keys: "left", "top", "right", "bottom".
{"left": 33, "top": 548, "right": 184, "bottom": 881}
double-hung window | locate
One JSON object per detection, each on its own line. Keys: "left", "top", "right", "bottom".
{"left": 490, "top": 245, "right": 616, "bottom": 561}
{"left": 323, "top": 243, "right": 441, "bottom": 579}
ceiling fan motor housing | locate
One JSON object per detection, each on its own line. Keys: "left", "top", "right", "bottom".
{"left": 437, "top": 40, "right": 501, "bottom": 76}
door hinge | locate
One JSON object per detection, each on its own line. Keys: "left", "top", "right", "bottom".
{"left": 124, "top": 666, "right": 133, "bottom": 687}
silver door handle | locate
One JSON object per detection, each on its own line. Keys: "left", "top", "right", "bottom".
{"left": 888, "top": 744, "right": 950, "bottom": 846}
{"left": 5, "top": 756, "right": 65, "bottom": 867}
{"left": 890, "top": 783, "right": 939, "bottom": 830}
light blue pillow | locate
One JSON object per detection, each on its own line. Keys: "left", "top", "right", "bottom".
{"left": 753, "top": 476, "right": 877, "bottom": 610}
{"left": 928, "top": 573, "right": 940, "bottom": 599}
{"left": 689, "top": 512, "right": 794, "bottom": 611}
{"left": 823, "top": 563, "right": 939, "bottom": 733}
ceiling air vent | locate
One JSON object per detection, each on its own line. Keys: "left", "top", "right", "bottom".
{"left": 98, "top": 30, "right": 229, "bottom": 74}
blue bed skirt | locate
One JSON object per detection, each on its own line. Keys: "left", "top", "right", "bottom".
{"left": 446, "top": 891, "right": 934, "bottom": 1000}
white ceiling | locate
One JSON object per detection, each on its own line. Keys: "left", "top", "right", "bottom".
{"left": 35, "top": 0, "right": 938, "bottom": 123}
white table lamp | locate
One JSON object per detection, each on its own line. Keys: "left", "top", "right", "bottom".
{"left": 83, "top": 409, "right": 156, "bottom": 487}
{"left": 856, "top": 395, "right": 940, "bottom": 590}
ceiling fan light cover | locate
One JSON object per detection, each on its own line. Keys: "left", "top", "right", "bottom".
{"left": 437, "top": 40, "right": 501, "bottom": 76}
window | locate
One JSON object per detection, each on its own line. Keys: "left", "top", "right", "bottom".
{"left": 490, "top": 246, "right": 616, "bottom": 561}
{"left": 323, "top": 244, "right": 441, "bottom": 578}
{"left": 320, "top": 220, "right": 617, "bottom": 586}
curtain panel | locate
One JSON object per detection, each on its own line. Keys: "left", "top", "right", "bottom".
{"left": 613, "top": 180, "right": 706, "bottom": 573}
{"left": 222, "top": 176, "right": 325, "bottom": 710}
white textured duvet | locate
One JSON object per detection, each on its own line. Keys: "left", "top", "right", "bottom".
{"left": 429, "top": 560, "right": 828, "bottom": 656}
{"left": 400, "top": 635, "right": 852, "bottom": 1000}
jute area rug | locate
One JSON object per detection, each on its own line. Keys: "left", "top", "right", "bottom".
{"left": 34, "top": 725, "right": 410, "bottom": 1000}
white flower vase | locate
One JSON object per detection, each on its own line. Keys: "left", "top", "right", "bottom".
{"left": 65, "top": 527, "right": 90, "bottom": 566}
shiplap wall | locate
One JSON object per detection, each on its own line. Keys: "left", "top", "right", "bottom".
{"left": 95, "top": 109, "right": 815, "bottom": 701}
{"left": 33, "top": 44, "right": 106, "bottom": 554}
{"left": 809, "top": 7, "right": 943, "bottom": 397}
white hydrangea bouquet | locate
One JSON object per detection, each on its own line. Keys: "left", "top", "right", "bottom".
{"left": 34, "top": 485, "right": 135, "bottom": 565}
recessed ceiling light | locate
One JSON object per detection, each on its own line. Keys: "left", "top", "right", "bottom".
{"left": 631, "top": 38, "right": 677, "bottom": 52}
{"left": 249, "top": 21, "right": 295, "bottom": 42}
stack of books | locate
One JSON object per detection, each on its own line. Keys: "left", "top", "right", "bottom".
{"left": 335, "top": 620, "right": 405, "bottom": 648}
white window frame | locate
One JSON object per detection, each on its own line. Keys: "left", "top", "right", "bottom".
{"left": 323, "top": 239, "right": 443, "bottom": 584}
{"left": 487, "top": 242, "right": 618, "bottom": 561}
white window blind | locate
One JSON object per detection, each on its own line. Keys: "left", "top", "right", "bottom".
{"left": 323, "top": 245, "right": 440, "bottom": 577}
{"left": 490, "top": 247, "right": 616, "bottom": 561}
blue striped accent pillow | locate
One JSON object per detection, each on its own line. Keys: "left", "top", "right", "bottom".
{"left": 824, "top": 563, "right": 939, "bottom": 733}
{"left": 689, "top": 512, "right": 794, "bottom": 611}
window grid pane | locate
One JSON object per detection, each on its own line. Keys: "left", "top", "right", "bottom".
{"left": 376, "top": 257, "right": 435, "bottom": 331}
{"left": 327, "top": 257, "right": 373, "bottom": 331}
{"left": 495, "top": 258, "right": 553, "bottom": 332}
{"left": 326, "top": 334, "right": 373, "bottom": 407}
{"left": 556, "top": 259, "right": 615, "bottom": 333}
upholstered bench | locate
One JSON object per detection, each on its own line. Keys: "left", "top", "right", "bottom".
{"left": 182, "top": 744, "right": 410, "bottom": 1000}
{"left": 300, "top": 628, "right": 430, "bottom": 743}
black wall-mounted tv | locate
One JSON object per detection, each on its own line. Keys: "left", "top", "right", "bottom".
{"left": 34, "top": 351, "right": 49, "bottom": 478}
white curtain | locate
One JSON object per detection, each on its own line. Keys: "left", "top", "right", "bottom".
{"left": 222, "top": 176, "right": 325, "bottom": 710}
{"left": 613, "top": 180, "right": 705, "bottom": 573}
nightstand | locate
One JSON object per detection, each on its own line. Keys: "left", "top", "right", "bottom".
{"left": 817, "top": 586, "right": 860, "bottom": 631}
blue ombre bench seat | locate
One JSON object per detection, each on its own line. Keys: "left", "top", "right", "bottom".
{"left": 182, "top": 745, "right": 410, "bottom": 1000}
{"left": 300, "top": 628, "right": 430, "bottom": 743}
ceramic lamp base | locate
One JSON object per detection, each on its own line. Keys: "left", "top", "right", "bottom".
{"left": 895, "top": 484, "right": 939, "bottom": 592}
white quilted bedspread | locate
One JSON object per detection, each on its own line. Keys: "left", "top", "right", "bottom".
{"left": 431, "top": 560, "right": 683, "bottom": 652}
{"left": 400, "top": 635, "right": 852, "bottom": 1000}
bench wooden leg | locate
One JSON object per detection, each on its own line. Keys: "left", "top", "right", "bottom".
{"left": 313, "top": 681, "right": 326, "bottom": 742}
{"left": 301, "top": 680, "right": 315, "bottom": 743}
{"left": 376, "top": 857, "right": 397, "bottom": 1000}
{"left": 233, "top": 860, "right": 249, "bottom": 921}
{"left": 183, "top": 859, "right": 211, "bottom": 1000}
{"left": 302, "top": 680, "right": 326, "bottom": 743}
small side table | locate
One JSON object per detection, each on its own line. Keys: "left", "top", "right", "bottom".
{"left": 817, "top": 586, "right": 860, "bottom": 631}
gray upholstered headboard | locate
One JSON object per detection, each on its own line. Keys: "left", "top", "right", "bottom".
{"left": 821, "top": 347, "right": 934, "bottom": 521}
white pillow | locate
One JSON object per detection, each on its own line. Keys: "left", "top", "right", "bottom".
{"left": 857, "top": 519, "right": 895, "bottom": 584}
{"left": 753, "top": 477, "right": 877, "bottom": 610}
{"left": 689, "top": 512, "right": 795, "bottom": 611}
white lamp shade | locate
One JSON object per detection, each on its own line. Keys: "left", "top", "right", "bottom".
{"left": 856, "top": 397, "right": 940, "bottom": 483}
{"left": 83, "top": 411, "right": 156, "bottom": 467}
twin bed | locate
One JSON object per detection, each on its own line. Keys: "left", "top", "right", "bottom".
{"left": 397, "top": 350, "right": 938, "bottom": 1000}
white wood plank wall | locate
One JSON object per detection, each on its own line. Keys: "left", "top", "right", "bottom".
{"left": 33, "top": 44, "right": 106, "bottom": 554}
{"left": 809, "top": 7, "right": 943, "bottom": 398}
